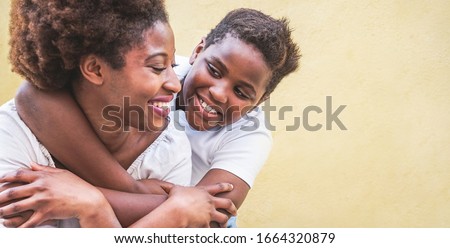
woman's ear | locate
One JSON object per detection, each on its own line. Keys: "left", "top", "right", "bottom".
{"left": 189, "top": 37, "right": 206, "bottom": 64}
{"left": 79, "top": 55, "right": 105, "bottom": 86}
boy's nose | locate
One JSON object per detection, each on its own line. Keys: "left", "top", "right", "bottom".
{"left": 209, "top": 83, "right": 228, "bottom": 104}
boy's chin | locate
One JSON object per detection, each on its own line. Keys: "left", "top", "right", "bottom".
{"left": 190, "top": 120, "right": 223, "bottom": 131}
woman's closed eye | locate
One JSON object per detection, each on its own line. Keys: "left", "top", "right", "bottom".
{"left": 151, "top": 66, "right": 166, "bottom": 73}
{"left": 149, "top": 63, "right": 178, "bottom": 74}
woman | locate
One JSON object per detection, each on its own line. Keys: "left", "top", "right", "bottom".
{"left": 0, "top": 0, "right": 235, "bottom": 228}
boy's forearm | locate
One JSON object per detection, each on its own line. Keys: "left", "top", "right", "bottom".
{"left": 15, "top": 82, "right": 143, "bottom": 193}
{"left": 128, "top": 202, "right": 182, "bottom": 228}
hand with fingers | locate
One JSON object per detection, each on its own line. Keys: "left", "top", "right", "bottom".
{"left": 130, "top": 183, "right": 237, "bottom": 228}
{"left": 173, "top": 184, "right": 237, "bottom": 228}
{"left": 0, "top": 163, "right": 120, "bottom": 227}
{"left": 199, "top": 183, "right": 239, "bottom": 227}
{"left": 0, "top": 164, "right": 236, "bottom": 228}
{"left": 137, "top": 178, "right": 174, "bottom": 195}
{"left": 0, "top": 182, "right": 34, "bottom": 227}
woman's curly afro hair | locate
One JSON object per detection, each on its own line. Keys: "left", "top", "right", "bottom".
{"left": 9, "top": 0, "right": 168, "bottom": 90}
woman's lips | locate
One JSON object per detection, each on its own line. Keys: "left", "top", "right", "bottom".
{"left": 148, "top": 95, "right": 173, "bottom": 118}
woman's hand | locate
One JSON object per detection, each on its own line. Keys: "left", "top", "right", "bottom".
{"left": 170, "top": 184, "right": 237, "bottom": 227}
{"left": 0, "top": 181, "right": 34, "bottom": 227}
{"left": 197, "top": 183, "right": 240, "bottom": 228}
{"left": 130, "top": 183, "right": 237, "bottom": 228}
{"left": 0, "top": 163, "right": 120, "bottom": 227}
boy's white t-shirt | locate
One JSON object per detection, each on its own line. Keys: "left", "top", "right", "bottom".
{"left": 173, "top": 109, "right": 272, "bottom": 187}
{"left": 0, "top": 99, "right": 191, "bottom": 228}
{"left": 174, "top": 55, "right": 273, "bottom": 187}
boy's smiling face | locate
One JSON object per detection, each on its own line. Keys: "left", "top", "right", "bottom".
{"left": 180, "top": 36, "right": 271, "bottom": 131}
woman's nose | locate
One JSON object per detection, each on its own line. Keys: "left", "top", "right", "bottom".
{"left": 163, "top": 66, "right": 181, "bottom": 94}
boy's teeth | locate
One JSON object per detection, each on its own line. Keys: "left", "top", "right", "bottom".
{"left": 200, "top": 99, "right": 217, "bottom": 114}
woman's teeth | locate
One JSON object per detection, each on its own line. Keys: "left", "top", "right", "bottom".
{"left": 152, "top": 101, "right": 170, "bottom": 110}
{"left": 200, "top": 98, "right": 217, "bottom": 114}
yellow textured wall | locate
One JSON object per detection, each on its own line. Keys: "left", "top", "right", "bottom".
{"left": 1, "top": 0, "right": 449, "bottom": 227}
{"left": 0, "top": 1, "right": 21, "bottom": 101}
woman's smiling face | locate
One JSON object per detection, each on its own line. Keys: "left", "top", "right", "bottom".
{"left": 180, "top": 36, "right": 271, "bottom": 131}
{"left": 100, "top": 22, "right": 180, "bottom": 132}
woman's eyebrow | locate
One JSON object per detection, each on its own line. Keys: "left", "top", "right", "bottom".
{"left": 144, "top": 52, "right": 168, "bottom": 62}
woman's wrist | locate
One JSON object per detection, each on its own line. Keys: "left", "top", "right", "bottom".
{"left": 128, "top": 196, "right": 186, "bottom": 228}
{"left": 78, "top": 189, "right": 121, "bottom": 227}
{"left": 157, "top": 198, "right": 189, "bottom": 227}
{"left": 153, "top": 192, "right": 205, "bottom": 228}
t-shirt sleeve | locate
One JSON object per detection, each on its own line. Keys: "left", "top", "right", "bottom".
{"left": 0, "top": 104, "right": 39, "bottom": 228}
{"left": 0, "top": 110, "right": 36, "bottom": 176}
{"left": 210, "top": 129, "right": 272, "bottom": 188}
{"left": 174, "top": 55, "right": 191, "bottom": 81}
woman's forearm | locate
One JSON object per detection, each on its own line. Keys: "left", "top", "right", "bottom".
{"left": 99, "top": 188, "right": 167, "bottom": 227}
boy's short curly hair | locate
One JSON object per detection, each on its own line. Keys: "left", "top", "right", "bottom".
{"left": 9, "top": 0, "right": 168, "bottom": 90}
{"left": 204, "top": 8, "right": 301, "bottom": 98}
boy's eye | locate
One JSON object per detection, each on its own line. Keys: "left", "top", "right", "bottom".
{"left": 207, "top": 63, "right": 221, "bottom": 78}
{"left": 234, "top": 87, "right": 250, "bottom": 99}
